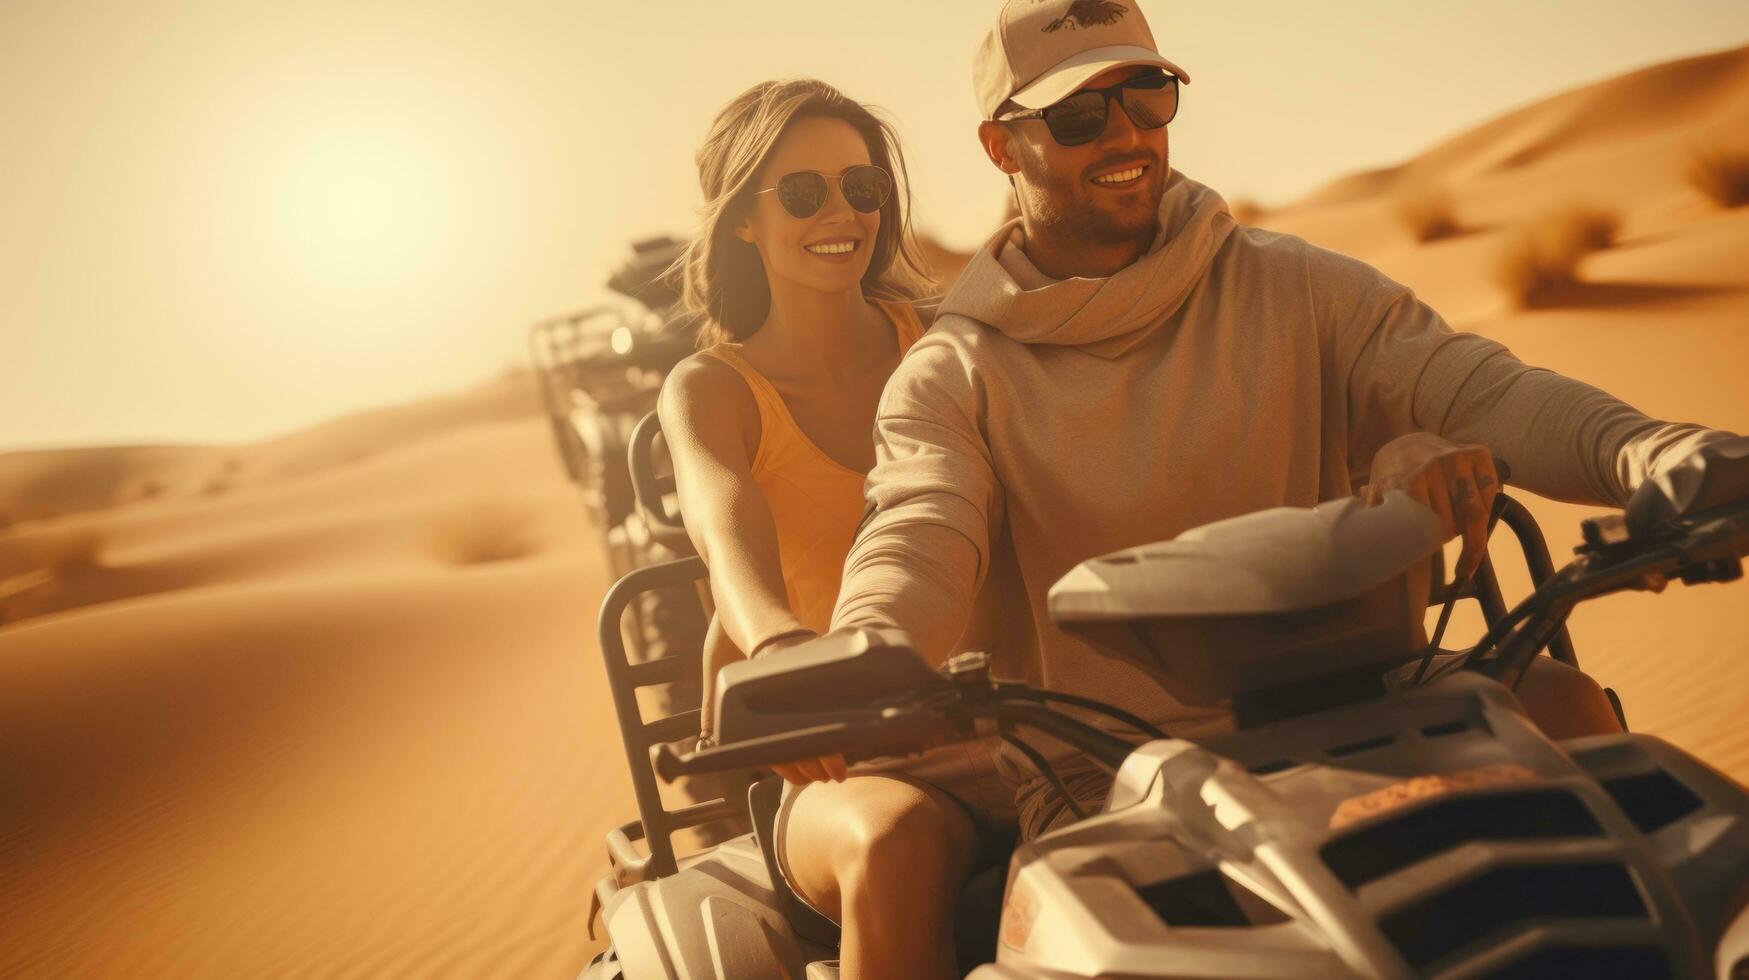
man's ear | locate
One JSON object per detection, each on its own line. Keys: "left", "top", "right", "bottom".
{"left": 977, "top": 121, "right": 1022, "bottom": 176}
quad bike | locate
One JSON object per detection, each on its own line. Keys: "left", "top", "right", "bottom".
{"left": 528, "top": 234, "right": 696, "bottom": 581}
{"left": 585, "top": 436, "right": 1749, "bottom": 979}
{"left": 529, "top": 234, "right": 705, "bottom": 680}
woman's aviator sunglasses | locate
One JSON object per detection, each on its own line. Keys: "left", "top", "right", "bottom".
{"left": 752, "top": 164, "right": 892, "bottom": 220}
{"left": 999, "top": 71, "right": 1180, "bottom": 147}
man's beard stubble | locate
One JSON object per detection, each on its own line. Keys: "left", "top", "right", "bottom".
{"left": 1018, "top": 150, "right": 1166, "bottom": 258}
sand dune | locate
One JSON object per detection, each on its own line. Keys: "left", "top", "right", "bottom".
{"left": 2, "top": 44, "right": 1748, "bottom": 980}
{"left": 1297, "top": 44, "right": 1749, "bottom": 210}
{"left": 0, "top": 445, "right": 218, "bottom": 526}
{"left": 1, "top": 411, "right": 624, "bottom": 978}
{"left": 0, "top": 369, "right": 537, "bottom": 528}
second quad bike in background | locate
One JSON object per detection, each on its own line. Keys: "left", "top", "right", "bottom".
{"left": 530, "top": 236, "right": 743, "bottom": 841}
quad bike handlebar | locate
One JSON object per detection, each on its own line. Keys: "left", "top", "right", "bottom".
{"left": 653, "top": 653, "right": 1145, "bottom": 782}
{"left": 657, "top": 437, "right": 1749, "bottom": 784}
{"left": 1463, "top": 490, "right": 1749, "bottom": 686}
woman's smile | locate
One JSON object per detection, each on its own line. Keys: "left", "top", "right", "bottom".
{"left": 803, "top": 236, "right": 862, "bottom": 260}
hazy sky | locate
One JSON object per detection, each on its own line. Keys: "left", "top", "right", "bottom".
{"left": 5, "top": 1, "right": 1747, "bottom": 451}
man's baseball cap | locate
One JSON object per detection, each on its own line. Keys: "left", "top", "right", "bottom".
{"left": 974, "top": 1, "right": 1190, "bottom": 120}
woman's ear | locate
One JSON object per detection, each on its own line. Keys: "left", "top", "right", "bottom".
{"left": 978, "top": 121, "right": 1022, "bottom": 176}
{"left": 734, "top": 211, "right": 757, "bottom": 244}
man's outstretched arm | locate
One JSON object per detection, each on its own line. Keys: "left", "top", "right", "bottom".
{"left": 1328, "top": 254, "right": 1736, "bottom": 506}
{"left": 830, "top": 342, "right": 999, "bottom": 668}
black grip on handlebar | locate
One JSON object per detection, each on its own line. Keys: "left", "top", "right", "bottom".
{"left": 652, "top": 714, "right": 959, "bottom": 783}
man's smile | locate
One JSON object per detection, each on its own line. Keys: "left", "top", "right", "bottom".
{"left": 1091, "top": 163, "right": 1149, "bottom": 188}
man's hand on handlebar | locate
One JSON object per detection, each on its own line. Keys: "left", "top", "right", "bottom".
{"left": 1364, "top": 433, "right": 1501, "bottom": 581}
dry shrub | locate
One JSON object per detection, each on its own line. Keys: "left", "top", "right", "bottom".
{"left": 1396, "top": 185, "right": 1461, "bottom": 243}
{"left": 38, "top": 527, "right": 104, "bottom": 574}
{"left": 199, "top": 456, "right": 246, "bottom": 496}
{"left": 0, "top": 526, "right": 105, "bottom": 625}
{"left": 1688, "top": 146, "right": 1749, "bottom": 209}
{"left": 1494, "top": 205, "right": 1622, "bottom": 308}
{"left": 0, "top": 525, "right": 105, "bottom": 579}
{"left": 428, "top": 498, "right": 541, "bottom": 566}
{"left": 121, "top": 476, "right": 166, "bottom": 503}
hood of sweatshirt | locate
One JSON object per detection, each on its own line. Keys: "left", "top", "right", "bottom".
{"left": 939, "top": 171, "right": 1236, "bottom": 359}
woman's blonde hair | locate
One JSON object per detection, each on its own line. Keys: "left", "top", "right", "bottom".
{"left": 682, "top": 79, "right": 935, "bottom": 346}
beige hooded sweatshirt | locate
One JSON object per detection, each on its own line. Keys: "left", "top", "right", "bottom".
{"left": 829, "top": 171, "right": 1727, "bottom": 745}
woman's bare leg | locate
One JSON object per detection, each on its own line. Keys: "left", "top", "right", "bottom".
{"left": 782, "top": 775, "right": 978, "bottom": 980}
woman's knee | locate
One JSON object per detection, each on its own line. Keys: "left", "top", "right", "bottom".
{"left": 837, "top": 784, "right": 974, "bottom": 895}
{"left": 782, "top": 779, "right": 974, "bottom": 914}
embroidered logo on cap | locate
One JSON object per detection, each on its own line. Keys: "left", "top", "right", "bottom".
{"left": 1042, "top": 0, "right": 1130, "bottom": 33}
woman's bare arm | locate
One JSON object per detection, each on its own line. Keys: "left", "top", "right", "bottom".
{"left": 658, "top": 354, "right": 812, "bottom": 656}
{"left": 663, "top": 355, "right": 847, "bottom": 782}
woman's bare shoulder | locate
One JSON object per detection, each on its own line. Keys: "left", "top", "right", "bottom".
{"left": 661, "top": 348, "right": 745, "bottom": 406}
{"left": 659, "top": 351, "right": 760, "bottom": 459}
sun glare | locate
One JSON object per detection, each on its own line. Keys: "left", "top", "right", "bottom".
{"left": 271, "top": 127, "right": 449, "bottom": 288}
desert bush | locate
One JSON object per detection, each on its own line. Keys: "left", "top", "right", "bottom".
{"left": 1688, "top": 146, "right": 1749, "bottom": 209}
{"left": 428, "top": 498, "right": 541, "bottom": 566}
{"left": 1494, "top": 205, "right": 1621, "bottom": 308}
{"left": 37, "top": 526, "right": 104, "bottom": 574}
{"left": 120, "top": 475, "right": 166, "bottom": 503}
{"left": 0, "top": 524, "right": 104, "bottom": 579}
{"left": 0, "top": 526, "right": 105, "bottom": 626}
{"left": 1396, "top": 184, "right": 1461, "bottom": 243}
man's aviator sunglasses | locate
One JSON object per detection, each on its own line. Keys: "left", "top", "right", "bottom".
{"left": 998, "top": 71, "right": 1179, "bottom": 147}
{"left": 752, "top": 164, "right": 892, "bottom": 220}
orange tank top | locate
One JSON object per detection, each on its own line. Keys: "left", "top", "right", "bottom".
{"left": 695, "top": 299, "right": 926, "bottom": 635}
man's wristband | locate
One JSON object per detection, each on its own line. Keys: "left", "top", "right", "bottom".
{"left": 750, "top": 627, "right": 817, "bottom": 659}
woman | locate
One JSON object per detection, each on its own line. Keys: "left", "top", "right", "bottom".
{"left": 659, "top": 79, "right": 975, "bottom": 979}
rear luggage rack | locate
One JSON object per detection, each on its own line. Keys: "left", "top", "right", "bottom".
{"left": 597, "top": 557, "right": 747, "bottom": 882}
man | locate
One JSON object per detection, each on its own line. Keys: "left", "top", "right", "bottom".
{"left": 770, "top": 4, "right": 1734, "bottom": 974}
{"left": 819, "top": 0, "right": 1731, "bottom": 836}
